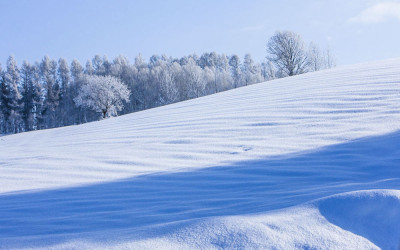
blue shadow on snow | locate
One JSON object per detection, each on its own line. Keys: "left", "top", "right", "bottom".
{"left": 0, "top": 130, "right": 399, "bottom": 248}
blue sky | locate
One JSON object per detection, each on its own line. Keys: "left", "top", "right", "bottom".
{"left": 0, "top": 0, "right": 399, "bottom": 66}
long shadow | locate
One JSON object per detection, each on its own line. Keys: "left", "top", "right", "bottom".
{"left": 0, "top": 130, "right": 399, "bottom": 248}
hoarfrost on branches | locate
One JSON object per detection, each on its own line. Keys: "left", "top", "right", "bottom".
{"left": 74, "top": 75, "right": 130, "bottom": 118}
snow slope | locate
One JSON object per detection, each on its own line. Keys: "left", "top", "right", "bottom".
{"left": 0, "top": 58, "right": 400, "bottom": 249}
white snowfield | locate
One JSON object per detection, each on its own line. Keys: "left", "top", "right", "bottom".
{"left": 0, "top": 58, "right": 400, "bottom": 249}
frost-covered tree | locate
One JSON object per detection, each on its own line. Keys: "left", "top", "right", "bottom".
{"left": 1, "top": 56, "right": 22, "bottom": 133}
{"left": 198, "top": 52, "right": 219, "bottom": 93}
{"left": 168, "top": 62, "right": 185, "bottom": 102}
{"left": 20, "top": 61, "right": 35, "bottom": 131}
{"left": 57, "top": 58, "right": 71, "bottom": 125}
{"left": 40, "top": 56, "right": 60, "bottom": 128}
{"left": 0, "top": 67, "right": 10, "bottom": 133}
{"left": 323, "top": 48, "right": 336, "bottom": 69}
{"left": 18, "top": 61, "right": 43, "bottom": 131}
{"left": 308, "top": 43, "right": 323, "bottom": 72}
{"left": 111, "top": 55, "right": 129, "bottom": 78}
{"left": 308, "top": 44, "right": 337, "bottom": 72}
{"left": 70, "top": 59, "right": 88, "bottom": 124}
{"left": 92, "top": 55, "right": 105, "bottom": 76}
{"left": 149, "top": 55, "right": 161, "bottom": 66}
{"left": 151, "top": 61, "right": 178, "bottom": 106}
{"left": 102, "top": 56, "right": 112, "bottom": 76}
{"left": 58, "top": 58, "right": 70, "bottom": 96}
{"left": 131, "top": 54, "right": 151, "bottom": 110}
{"left": 267, "top": 31, "right": 310, "bottom": 77}
{"left": 74, "top": 75, "right": 130, "bottom": 118}
{"left": 229, "top": 55, "right": 241, "bottom": 88}
{"left": 214, "top": 54, "right": 232, "bottom": 93}
{"left": 182, "top": 58, "right": 206, "bottom": 99}
{"left": 1, "top": 52, "right": 270, "bottom": 134}
{"left": 242, "top": 54, "right": 263, "bottom": 86}
{"left": 71, "top": 59, "right": 83, "bottom": 81}
{"left": 85, "top": 60, "right": 94, "bottom": 75}
{"left": 198, "top": 52, "right": 217, "bottom": 69}
{"left": 261, "top": 61, "right": 276, "bottom": 80}
{"left": 260, "top": 62, "right": 268, "bottom": 81}
{"left": 31, "top": 63, "right": 45, "bottom": 130}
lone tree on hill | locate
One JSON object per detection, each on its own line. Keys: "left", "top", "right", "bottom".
{"left": 267, "top": 31, "right": 310, "bottom": 77}
{"left": 74, "top": 75, "right": 130, "bottom": 119}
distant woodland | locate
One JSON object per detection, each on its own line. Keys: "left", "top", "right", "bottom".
{"left": 0, "top": 31, "right": 334, "bottom": 134}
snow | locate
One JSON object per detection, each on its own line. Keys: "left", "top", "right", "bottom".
{"left": 0, "top": 58, "right": 400, "bottom": 249}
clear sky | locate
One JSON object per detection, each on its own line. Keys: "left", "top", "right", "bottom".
{"left": 0, "top": 0, "right": 399, "bottom": 66}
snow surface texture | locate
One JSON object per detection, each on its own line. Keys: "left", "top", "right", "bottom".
{"left": 0, "top": 58, "right": 400, "bottom": 249}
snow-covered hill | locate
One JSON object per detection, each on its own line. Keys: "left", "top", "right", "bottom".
{"left": 0, "top": 58, "right": 399, "bottom": 249}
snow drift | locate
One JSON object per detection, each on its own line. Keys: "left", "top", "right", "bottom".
{"left": 0, "top": 58, "right": 399, "bottom": 249}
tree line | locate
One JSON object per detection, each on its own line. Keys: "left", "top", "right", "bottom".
{"left": 0, "top": 31, "right": 334, "bottom": 135}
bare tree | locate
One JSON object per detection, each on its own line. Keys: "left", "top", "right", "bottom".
{"left": 324, "top": 48, "right": 336, "bottom": 69}
{"left": 267, "top": 31, "right": 310, "bottom": 77}
{"left": 308, "top": 42, "right": 323, "bottom": 72}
